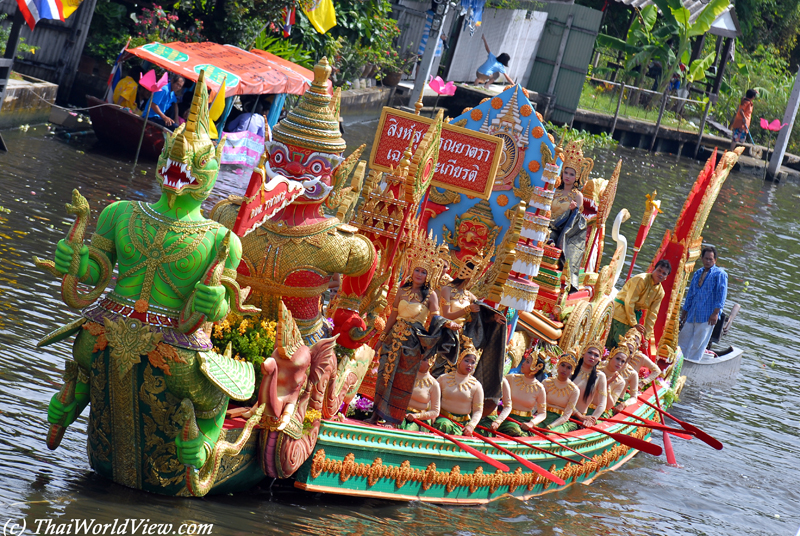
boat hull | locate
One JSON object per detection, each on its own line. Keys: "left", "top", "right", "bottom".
{"left": 86, "top": 96, "right": 167, "bottom": 159}
{"left": 682, "top": 346, "right": 743, "bottom": 385}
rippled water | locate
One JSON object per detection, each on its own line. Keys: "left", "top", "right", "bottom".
{"left": 0, "top": 123, "right": 798, "bottom": 536}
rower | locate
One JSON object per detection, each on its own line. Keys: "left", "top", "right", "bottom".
{"left": 541, "top": 350, "right": 580, "bottom": 432}
{"left": 494, "top": 350, "right": 547, "bottom": 436}
{"left": 570, "top": 341, "right": 607, "bottom": 427}
{"left": 601, "top": 346, "right": 637, "bottom": 413}
{"left": 621, "top": 327, "right": 661, "bottom": 386}
{"left": 434, "top": 341, "right": 484, "bottom": 436}
{"left": 399, "top": 356, "right": 441, "bottom": 432}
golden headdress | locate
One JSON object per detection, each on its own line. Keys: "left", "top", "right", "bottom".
{"left": 457, "top": 337, "right": 482, "bottom": 366}
{"left": 560, "top": 139, "right": 594, "bottom": 187}
{"left": 451, "top": 245, "right": 495, "bottom": 281}
{"left": 275, "top": 301, "right": 304, "bottom": 359}
{"left": 581, "top": 340, "right": 605, "bottom": 357}
{"left": 557, "top": 347, "right": 579, "bottom": 369}
{"left": 403, "top": 228, "right": 449, "bottom": 286}
{"left": 271, "top": 57, "right": 346, "bottom": 155}
{"left": 607, "top": 345, "right": 630, "bottom": 363}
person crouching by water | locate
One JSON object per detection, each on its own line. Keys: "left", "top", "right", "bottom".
{"left": 491, "top": 350, "right": 547, "bottom": 437}
{"left": 434, "top": 341, "right": 484, "bottom": 436}
{"left": 679, "top": 246, "right": 728, "bottom": 361}
{"left": 370, "top": 263, "right": 460, "bottom": 426}
{"left": 606, "top": 260, "right": 672, "bottom": 351}
{"left": 542, "top": 350, "right": 580, "bottom": 432}
{"left": 399, "top": 356, "right": 441, "bottom": 431}
{"left": 475, "top": 35, "right": 514, "bottom": 88}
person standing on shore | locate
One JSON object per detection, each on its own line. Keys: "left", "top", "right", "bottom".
{"left": 679, "top": 246, "right": 728, "bottom": 361}
{"left": 729, "top": 89, "right": 757, "bottom": 150}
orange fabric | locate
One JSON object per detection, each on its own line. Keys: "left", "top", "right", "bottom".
{"left": 730, "top": 99, "right": 753, "bottom": 130}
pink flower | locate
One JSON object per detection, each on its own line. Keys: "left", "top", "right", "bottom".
{"left": 139, "top": 70, "right": 169, "bottom": 93}
{"left": 760, "top": 118, "right": 788, "bottom": 132}
{"left": 428, "top": 75, "right": 456, "bottom": 96}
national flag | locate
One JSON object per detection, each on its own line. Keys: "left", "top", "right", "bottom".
{"left": 17, "top": 0, "right": 64, "bottom": 30}
{"left": 282, "top": 6, "right": 296, "bottom": 38}
{"left": 61, "top": 0, "right": 83, "bottom": 19}
{"left": 104, "top": 37, "right": 131, "bottom": 103}
{"left": 302, "top": 0, "right": 336, "bottom": 34}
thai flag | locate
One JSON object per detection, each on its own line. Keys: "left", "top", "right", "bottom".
{"left": 104, "top": 37, "right": 131, "bottom": 102}
{"left": 16, "top": 0, "right": 65, "bottom": 30}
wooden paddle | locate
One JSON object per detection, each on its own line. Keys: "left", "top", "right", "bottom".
{"left": 567, "top": 417, "right": 663, "bottom": 456}
{"left": 612, "top": 407, "right": 694, "bottom": 440}
{"left": 476, "top": 424, "right": 582, "bottom": 465}
{"left": 506, "top": 417, "right": 592, "bottom": 461}
{"left": 654, "top": 385, "right": 678, "bottom": 464}
{"left": 444, "top": 418, "right": 566, "bottom": 485}
{"left": 597, "top": 416, "right": 693, "bottom": 438}
{"left": 638, "top": 397, "right": 724, "bottom": 450}
{"left": 410, "top": 417, "right": 510, "bottom": 472}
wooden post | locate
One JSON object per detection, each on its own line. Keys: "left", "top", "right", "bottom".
{"left": 711, "top": 38, "right": 733, "bottom": 96}
{"left": 409, "top": 3, "right": 449, "bottom": 108}
{"left": 649, "top": 88, "right": 668, "bottom": 152}
{"left": 768, "top": 68, "right": 800, "bottom": 180}
{"left": 547, "top": 14, "right": 574, "bottom": 95}
{"left": 693, "top": 98, "right": 712, "bottom": 158}
{"left": 0, "top": 8, "right": 25, "bottom": 152}
{"left": 610, "top": 81, "right": 625, "bottom": 137}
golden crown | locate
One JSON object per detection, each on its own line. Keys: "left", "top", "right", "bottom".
{"left": 275, "top": 300, "right": 304, "bottom": 359}
{"left": 451, "top": 245, "right": 495, "bottom": 281}
{"left": 403, "top": 228, "right": 449, "bottom": 286}
{"left": 557, "top": 348, "right": 579, "bottom": 369}
{"left": 272, "top": 57, "right": 346, "bottom": 155}
{"left": 458, "top": 338, "right": 483, "bottom": 366}
{"left": 560, "top": 139, "right": 594, "bottom": 187}
{"left": 581, "top": 340, "right": 605, "bottom": 357}
{"left": 608, "top": 345, "right": 630, "bottom": 362}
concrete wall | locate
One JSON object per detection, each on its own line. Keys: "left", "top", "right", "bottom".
{"left": 447, "top": 9, "right": 548, "bottom": 84}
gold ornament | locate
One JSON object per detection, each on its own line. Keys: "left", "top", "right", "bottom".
{"left": 102, "top": 317, "right": 163, "bottom": 377}
{"left": 457, "top": 338, "right": 483, "bottom": 366}
{"left": 452, "top": 245, "right": 494, "bottom": 281}
{"left": 402, "top": 227, "right": 449, "bottom": 286}
{"left": 275, "top": 301, "right": 304, "bottom": 359}
{"left": 271, "top": 57, "right": 346, "bottom": 154}
{"left": 556, "top": 347, "right": 579, "bottom": 369}
{"left": 581, "top": 339, "right": 605, "bottom": 357}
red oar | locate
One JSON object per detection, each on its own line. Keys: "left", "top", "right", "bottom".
{"left": 507, "top": 417, "right": 592, "bottom": 461}
{"left": 444, "top": 419, "right": 565, "bottom": 485}
{"left": 598, "top": 416, "right": 693, "bottom": 439}
{"left": 638, "top": 397, "right": 723, "bottom": 450}
{"left": 477, "top": 424, "right": 582, "bottom": 465}
{"left": 612, "top": 407, "right": 694, "bottom": 440}
{"left": 568, "top": 417, "right": 663, "bottom": 456}
{"left": 654, "top": 385, "right": 678, "bottom": 464}
{"left": 410, "top": 417, "right": 510, "bottom": 472}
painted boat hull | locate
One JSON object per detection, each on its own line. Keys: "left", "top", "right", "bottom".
{"left": 682, "top": 346, "right": 743, "bottom": 385}
{"left": 285, "top": 362, "right": 681, "bottom": 504}
{"left": 86, "top": 96, "right": 167, "bottom": 159}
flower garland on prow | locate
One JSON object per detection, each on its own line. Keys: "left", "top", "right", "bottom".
{"left": 211, "top": 313, "right": 277, "bottom": 403}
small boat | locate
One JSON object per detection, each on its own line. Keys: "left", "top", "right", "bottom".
{"left": 682, "top": 303, "right": 744, "bottom": 384}
{"left": 87, "top": 41, "right": 315, "bottom": 159}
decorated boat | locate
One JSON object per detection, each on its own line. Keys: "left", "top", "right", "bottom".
{"left": 87, "top": 41, "right": 315, "bottom": 160}
{"left": 34, "top": 58, "right": 736, "bottom": 503}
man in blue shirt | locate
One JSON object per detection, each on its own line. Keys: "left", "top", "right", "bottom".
{"left": 144, "top": 75, "right": 184, "bottom": 130}
{"left": 679, "top": 246, "right": 728, "bottom": 361}
{"left": 226, "top": 101, "right": 267, "bottom": 139}
{"left": 474, "top": 35, "right": 514, "bottom": 88}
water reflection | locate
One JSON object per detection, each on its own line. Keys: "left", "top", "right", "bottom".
{"left": 0, "top": 124, "right": 798, "bottom": 535}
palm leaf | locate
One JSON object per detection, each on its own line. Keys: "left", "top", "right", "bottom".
{"left": 689, "top": 0, "right": 731, "bottom": 37}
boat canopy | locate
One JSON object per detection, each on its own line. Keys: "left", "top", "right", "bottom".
{"left": 126, "top": 42, "right": 315, "bottom": 96}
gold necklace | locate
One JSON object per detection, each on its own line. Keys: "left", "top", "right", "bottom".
{"left": 513, "top": 375, "right": 540, "bottom": 393}
{"left": 545, "top": 377, "right": 574, "bottom": 398}
{"left": 414, "top": 374, "right": 434, "bottom": 389}
{"left": 445, "top": 372, "right": 476, "bottom": 394}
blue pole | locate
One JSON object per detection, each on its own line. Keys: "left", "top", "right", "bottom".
{"left": 267, "top": 94, "right": 286, "bottom": 128}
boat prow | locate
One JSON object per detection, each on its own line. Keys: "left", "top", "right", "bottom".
{"left": 682, "top": 345, "right": 743, "bottom": 385}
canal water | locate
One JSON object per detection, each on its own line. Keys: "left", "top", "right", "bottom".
{"left": 0, "top": 121, "right": 797, "bottom": 536}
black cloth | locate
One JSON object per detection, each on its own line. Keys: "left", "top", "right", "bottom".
{"left": 550, "top": 208, "right": 588, "bottom": 290}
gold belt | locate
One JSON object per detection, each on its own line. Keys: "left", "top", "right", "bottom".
{"left": 546, "top": 406, "right": 564, "bottom": 415}
{"left": 407, "top": 407, "right": 424, "bottom": 414}
{"left": 510, "top": 409, "right": 533, "bottom": 417}
{"left": 440, "top": 410, "right": 470, "bottom": 423}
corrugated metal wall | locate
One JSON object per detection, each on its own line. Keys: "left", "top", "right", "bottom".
{"left": 0, "top": 0, "right": 97, "bottom": 102}
{"left": 392, "top": 0, "right": 456, "bottom": 80}
{"left": 526, "top": 3, "right": 602, "bottom": 124}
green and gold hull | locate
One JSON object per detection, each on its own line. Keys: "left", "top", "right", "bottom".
{"left": 289, "top": 352, "right": 684, "bottom": 504}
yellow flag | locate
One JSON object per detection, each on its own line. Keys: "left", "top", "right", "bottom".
{"left": 208, "top": 78, "right": 226, "bottom": 140}
{"left": 302, "top": 0, "right": 337, "bottom": 34}
{"left": 62, "top": 0, "right": 85, "bottom": 20}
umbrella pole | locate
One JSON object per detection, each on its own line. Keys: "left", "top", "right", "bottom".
{"left": 133, "top": 99, "right": 153, "bottom": 172}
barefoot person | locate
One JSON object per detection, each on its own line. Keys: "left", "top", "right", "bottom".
{"left": 494, "top": 351, "right": 547, "bottom": 436}
{"left": 434, "top": 341, "right": 484, "bottom": 436}
{"left": 399, "top": 356, "right": 441, "bottom": 432}
{"left": 606, "top": 260, "right": 672, "bottom": 350}
{"left": 570, "top": 341, "right": 607, "bottom": 427}
{"left": 474, "top": 35, "right": 513, "bottom": 88}
{"left": 542, "top": 351, "right": 580, "bottom": 432}
{"left": 679, "top": 246, "right": 728, "bottom": 361}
